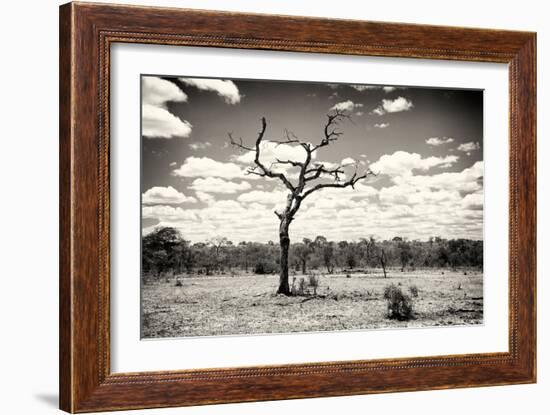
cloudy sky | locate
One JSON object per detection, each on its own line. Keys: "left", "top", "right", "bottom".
{"left": 141, "top": 75, "right": 483, "bottom": 243}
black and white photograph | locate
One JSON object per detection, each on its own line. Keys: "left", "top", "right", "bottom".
{"left": 140, "top": 75, "right": 484, "bottom": 339}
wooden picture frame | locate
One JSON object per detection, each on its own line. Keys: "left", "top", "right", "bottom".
{"left": 59, "top": 2, "right": 536, "bottom": 412}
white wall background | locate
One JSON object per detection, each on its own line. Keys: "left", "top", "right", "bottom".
{"left": 0, "top": 0, "right": 546, "bottom": 414}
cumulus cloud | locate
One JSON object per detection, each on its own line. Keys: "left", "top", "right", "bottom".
{"left": 303, "top": 182, "right": 378, "bottom": 206}
{"left": 330, "top": 100, "right": 363, "bottom": 112}
{"left": 426, "top": 137, "right": 454, "bottom": 146}
{"left": 457, "top": 141, "right": 481, "bottom": 154}
{"left": 142, "top": 105, "right": 192, "bottom": 138}
{"left": 394, "top": 161, "right": 484, "bottom": 194}
{"left": 143, "top": 165, "right": 482, "bottom": 243}
{"left": 380, "top": 185, "right": 460, "bottom": 206}
{"left": 172, "top": 157, "right": 250, "bottom": 179}
{"left": 141, "top": 77, "right": 192, "bottom": 139}
{"left": 189, "top": 177, "right": 252, "bottom": 194}
{"left": 341, "top": 157, "right": 356, "bottom": 166}
{"left": 142, "top": 199, "right": 280, "bottom": 241}
{"left": 189, "top": 142, "right": 212, "bottom": 151}
{"left": 142, "top": 186, "right": 197, "bottom": 205}
{"left": 142, "top": 205, "right": 198, "bottom": 221}
{"left": 380, "top": 96, "right": 414, "bottom": 113}
{"left": 370, "top": 151, "right": 459, "bottom": 177}
{"left": 232, "top": 140, "right": 313, "bottom": 174}
{"left": 237, "top": 190, "right": 288, "bottom": 205}
{"left": 438, "top": 161, "right": 457, "bottom": 169}
{"left": 350, "top": 85, "right": 403, "bottom": 93}
{"left": 179, "top": 78, "right": 242, "bottom": 104}
{"left": 195, "top": 191, "right": 216, "bottom": 205}
{"left": 364, "top": 162, "right": 484, "bottom": 241}
{"left": 142, "top": 76, "right": 187, "bottom": 107}
{"left": 371, "top": 96, "right": 413, "bottom": 115}
{"left": 461, "top": 192, "right": 484, "bottom": 210}
{"left": 374, "top": 122, "right": 390, "bottom": 129}
{"left": 350, "top": 85, "right": 379, "bottom": 91}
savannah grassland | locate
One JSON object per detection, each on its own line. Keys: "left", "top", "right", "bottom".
{"left": 141, "top": 269, "right": 483, "bottom": 338}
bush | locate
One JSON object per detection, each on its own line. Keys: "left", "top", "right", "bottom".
{"left": 298, "top": 278, "right": 307, "bottom": 295}
{"left": 383, "top": 284, "right": 414, "bottom": 321}
{"left": 254, "top": 261, "right": 276, "bottom": 275}
{"left": 409, "top": 285, "right": 419, "bottom": 297}
{"left": 254, "top": 261, "right": 267, "bottom": 274}
{"left": 308, "top": 274, "right": 320, "bottom": 295}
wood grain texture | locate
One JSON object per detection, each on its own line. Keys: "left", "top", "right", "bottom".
{"left": 59, "top": 3, "right": 74, "bottom": 411}
{"left": 59, "top": 2, "right": 536, "bottom": 412}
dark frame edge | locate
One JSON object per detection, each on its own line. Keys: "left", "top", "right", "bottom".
{"left": 516, "top": 32, "right": 537, "bottom": 385}
{"left": 59, "top": 2, "right": 74, "bottom": 413}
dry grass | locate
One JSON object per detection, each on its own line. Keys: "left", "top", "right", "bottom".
{"left": 141, "top": 269, "right": 483, "bottom": 338}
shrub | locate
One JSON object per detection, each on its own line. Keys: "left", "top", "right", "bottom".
{"left": 383, "top": 284, "right": 414, "bottom": 321}
{"left": 409, "top": 285, "right": 419, "bottom": 297}
{"left": 308, "top": 274, "right": 320, "bottom": 295}
{"left": 174, "top": 279, "right": 183, "bottom": 287}
{"left": 298, "top": 278, "right": 307, "bottom": 295}
{"left": 254, "top": 261, "right": 276, "bottom": 275}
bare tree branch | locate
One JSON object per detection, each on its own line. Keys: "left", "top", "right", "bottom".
{"left": 304, "top": 163, "right": 346, "bottom": 182}
{"left": 301, "top": 170, "right": 374, "bottom": 200}
{"left": 274, "top": 158, "right": 304, "bottom": 168}
{"left": 228, "top": 113, "right": 374, "bottom": 213}
{"left": 311, "top": 109, "right": 351, "bottom": 152}
{"left": 233, "top": 118, "right": 297, "bottom": 192}
{"left": 271, "top": 129, "right": 301, "bottom": 146}
{"left": 228, "top": 133, "right": 255, "bottom": 152}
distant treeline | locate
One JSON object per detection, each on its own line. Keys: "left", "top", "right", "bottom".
{"left": 142, "top": 227, "right": 483, "bottom": 279}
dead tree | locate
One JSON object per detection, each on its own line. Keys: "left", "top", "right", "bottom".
{"left": 230, "top": 110, "right": 375, "bottom": 295}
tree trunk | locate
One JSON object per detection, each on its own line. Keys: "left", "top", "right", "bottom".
{"left": 301, "top": 259, "right": 307, "bottom": 274}
{"left": 380, "top": 251, "right": 387, "bottom": 278}
{"left": 277, "top": 219, "right": 291, "bottom": 295}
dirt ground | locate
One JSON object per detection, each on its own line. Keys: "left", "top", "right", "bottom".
{"left": 141, "top": 269, "right": 483, "bottom": 338}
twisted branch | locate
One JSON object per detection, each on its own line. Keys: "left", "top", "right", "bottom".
{"left": 228, "top": 111, "right": 375, "bottom": 222}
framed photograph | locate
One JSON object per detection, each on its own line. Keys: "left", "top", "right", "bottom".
{"left": 59, "top": 2, "right": 536, "bottom": 412}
